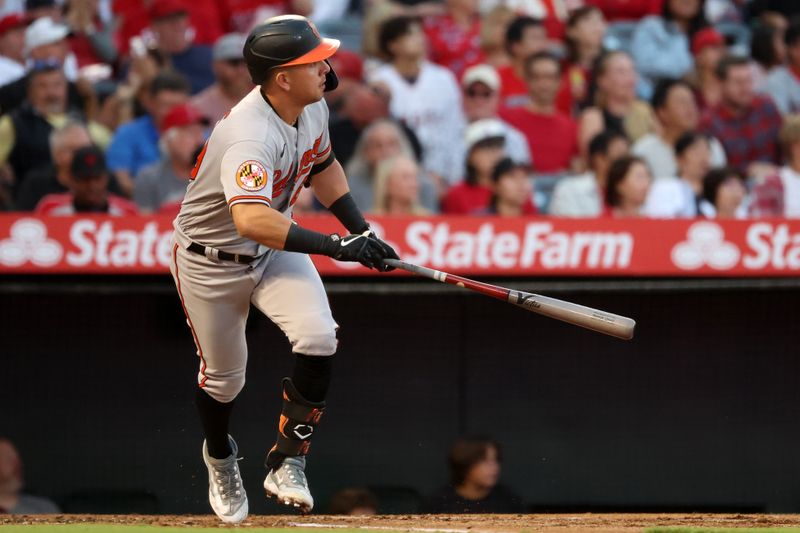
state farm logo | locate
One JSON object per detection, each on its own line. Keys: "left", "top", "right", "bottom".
{"left": 0, "top": 218, "right": 62, "bottom": 267}
{"left": 671, "top": 222, "right": 740, "bottom": 270}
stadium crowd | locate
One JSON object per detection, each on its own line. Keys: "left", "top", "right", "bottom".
{"left": 0, "top": 0, "right": 799, "bottom": 219}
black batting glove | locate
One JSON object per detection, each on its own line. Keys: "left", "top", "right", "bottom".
{"left": 367, "top": 232, "right": 399, "bottom": 272}
{"left": 328, "top": 230, "right": 393, "bottom": 271}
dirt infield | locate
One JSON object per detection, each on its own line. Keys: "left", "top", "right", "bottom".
{"left": 4, "top": 514, "right": 800, "bottom": 532}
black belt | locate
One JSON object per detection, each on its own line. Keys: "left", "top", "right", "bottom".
{"left": 187, "top": 242, "right": 258, "bottom": 264}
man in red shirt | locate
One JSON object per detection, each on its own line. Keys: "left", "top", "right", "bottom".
{"left": 500, "top": 51, "right": 579, "bottom": 174}
{"left": 496, "top": 16, "right": 549, "bottom": 109}
{"left": 422, "top": 0, "right": 484, "bottom": 78}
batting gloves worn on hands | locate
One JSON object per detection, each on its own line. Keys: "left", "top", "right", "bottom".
{"left": 330, "top": 230, "right": 399, "bottom": 272}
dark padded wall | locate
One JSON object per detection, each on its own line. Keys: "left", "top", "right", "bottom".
{"left": 2, "top": 284, "right": 799, "bottom": 514}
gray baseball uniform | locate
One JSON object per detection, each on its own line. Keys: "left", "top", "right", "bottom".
{"left": 170, "top": 87, "right": 337, "bottom": 404}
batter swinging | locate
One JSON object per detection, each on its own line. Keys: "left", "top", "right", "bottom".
{"left": 169, "top": 15, "right": 398, "bottom": 524}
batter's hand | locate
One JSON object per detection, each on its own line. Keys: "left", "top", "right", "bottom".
{"left": 368, "top": 232, "right": 399, "bottom": 272}
{"left": 331, "top": 230, "right": 397, "bottom": 271}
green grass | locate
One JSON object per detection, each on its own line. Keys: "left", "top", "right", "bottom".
{"left": 646, "top": 529, "right": 800, "bottom": 532}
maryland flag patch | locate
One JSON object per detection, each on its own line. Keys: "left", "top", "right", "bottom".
{"left": 235, "top": 160, "right": 268, "bottom": 192}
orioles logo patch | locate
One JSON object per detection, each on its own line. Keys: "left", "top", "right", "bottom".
{"left": 235, "top": 161, "right": 267, "bottom": 192}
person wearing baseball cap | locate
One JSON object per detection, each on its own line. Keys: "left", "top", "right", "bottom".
{"left": 134, "top": 102, "right": 208, "bottom": 214}
{"left": 24, "top": 16, "right": 79, "bottom": 81}
{"left": 474, "top": 156, "right": 535, "bottom": 216}
{"left": 190, "top": 33, "right": 252, "bottom": 123}
{"left": 691, "top": 27, "right": 726, "bottom": 111}
{"left": 0, "top": 13, "right": 26, "bottom": 86}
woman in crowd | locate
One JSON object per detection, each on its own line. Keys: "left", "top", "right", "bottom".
{"left": 557, "top": 5, "right": 607, "bottom": 115}
{"left": 702, "top": 167, "right": 748, "bottom": 218}
{"left": 605, "top": 155, "right": 653, "bottom": 217}
{"left": 750, "top": 16, "right": 788, "bottom": 92}
{"left": 371, "top": 154, "right": 432, "bottom": 216}
{"left": 475, "top": 157, "right": 536, "bottom": 216}
{"left": 630, "top": 0, "right": 708, "bottom": 98}
{"left": 688, "top": 27, "right": 727, "bottom": 111}
{"left": 479, "top": 5, "right": 516, "bottom": 69}
{"left": 644, "top": 131, "right": 712, "bottom": 218}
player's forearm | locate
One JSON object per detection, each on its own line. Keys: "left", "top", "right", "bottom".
{"left": 310, "top": 159, "right": 369, "bottom": 233}
{"left": 231, "top": 203, "right": 294, "bottom": 250}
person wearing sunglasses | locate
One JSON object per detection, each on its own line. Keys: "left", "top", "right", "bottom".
{"left": 191, "top": 33, "right": 254, "bottom": 123}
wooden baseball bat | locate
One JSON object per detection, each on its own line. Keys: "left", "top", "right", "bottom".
{"left": 383, "top": 259, "right": 635, "bottom": 340}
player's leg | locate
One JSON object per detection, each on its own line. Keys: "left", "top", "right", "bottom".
{"left": 170, "top": 243, "right": 255, "bottom": 523}
{"left": 250, "top": 250, "right": 338, "bottom": 512}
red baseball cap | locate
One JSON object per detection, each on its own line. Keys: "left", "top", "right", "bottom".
{"left": 0, "top": 13, "right": 26, "bottom": 36}
{"left": 149, "top": 0, "right": 188, "bottom": 21}
{"left": 161, "top": 103, "right": 207, "bottom": 132}
{"left": 692, "top": 27, "right": 725, "bottom": 55}
{"left": 328, "top": 48, "right": 363, "bottom": 81}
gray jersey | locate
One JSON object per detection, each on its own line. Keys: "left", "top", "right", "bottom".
{"left": 175, "top": 87, "right": 331, "bottom": 255}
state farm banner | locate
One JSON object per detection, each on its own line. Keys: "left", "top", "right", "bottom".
{"left": 0, "top": 214, "right": 798, "bottom": 276}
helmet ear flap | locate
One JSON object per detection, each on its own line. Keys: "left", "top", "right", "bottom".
{"left": 324, "top": 59, "right": 339, "bottom": 92}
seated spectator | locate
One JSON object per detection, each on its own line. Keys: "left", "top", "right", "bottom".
{"left": 328, "top": 487, "right": 379, "bottom": 516}
{"left": 461, "top": 64, "right": 531, "bottom": 165}
{"left": 643, "top": 131, "right": 712, "bottom": 217}
{"left": 0, "top": 438, "right": 60, "bottom": 514}
{"left": 422, "top": 0, "right": 483, "bottom": 78}
{"left": 36, "top": 145, "right": 138, "bottom": 215}
{"left": 765, "top": 20, "right": 800, "bottom": 115}
{"left": 630, "top": 0, "right": 707, "bottom": 99}
{"left": 190, "top": 33, "right": 252, "bottom": 123}
{"left": 689, "top": 27, "right": 726, "bottom": 111}
{"left": 479, "top": 5, "right": 515, "bottom": 68}
{"left": 64, "top": 0, "right": 117, "bottom": 69}
{"left": 749, "top": 115, "right": 800, "bottom": 218}
{"left": 372, "top": 155, "right": 432, "bottom": 216}
{"left": 604, "top": 155, "right": 652, "bottom": 217}
{"left": 329, "top": 83, "right": 392, "bottom": 169}
{"left": 550, "top": 129, "right": 629, "bottom": 217}
{"left": 134, "top": 103, "right": 207, "bottom": 214}
{"left": 106, "top": 70, "right": 191, "bottom": 196}
{"left": 442, "top": 119, "right": 507, "bottom": 214}
{"left": 699, "top": 55, "right": 782, "bottom": 177}
{"left": 147, "top": 0, "right": 214, "bottom": 94}
{"left": 500, "top": 51, "right": 579, "bottom": 174}
{"left": 475, "top": 157, "right": 535, "bottom": 216}
{"left": 557, "top": 6, "right": 607, "bottom": 115}
{"left": 578, "top": 51, "right": 657, "bottom": 158}
{"left": 423, "top": 436, "right": 523, "bottom": 514}
{"left": 702, "top": 166, "right": 748, "bottom": 218}
{"left": 584, "top": 0, "right": 661, "bottom": 22}
{"left": 369, "top": 15, "right": 466, "bottom": 185}
{"left": 633, "top": 78, "right": 725, "bottom": 179}
{"left": 496, "top": 16, "right": 548, "bottom": 109}
{"left": 0, "top": 13, "right": 26, "bottom": 86}
{"left": 0, "top": 62, "right": 109, "bottom": 199}
{"left": 750, "top": 15, "right": 787, "bottom": 92}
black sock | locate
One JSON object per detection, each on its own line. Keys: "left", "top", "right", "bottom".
{"left": 195, "top": 388, "right": 234, "bottom": 459}
{"left": 292, "top": 354, "right": 332, "bottom": 402}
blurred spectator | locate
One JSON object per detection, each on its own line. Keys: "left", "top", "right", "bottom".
{"left": 24, "top": 16, "right": 79, "bottom": 81}
{"left": 134, "top": 103, "right": 206, "bottom": 214}
{"left": 749, "top": 114, "right": 800, "bottom": 217}
{"left": 0, "top": 438, "right": 60, "bottom": 514}
{"left": 496, "top": 16, "right": 548, "bottom": 109}
{"left": 0, "top": 62, "right": 109, "bottom": 197}
{"left": 25, "top": 0, "right": 61, "bottom": 22}
{"left": 557, "top": 6, "right": 607, "bottom": 115}
{"left": 500, "top": 51, "right": 579, "bottom": 174}
{"left": 190, "top": 33, "right": 252, "bottom": 123}
{"left": 633, "top": 78, "right": 725, "bottom": 179}
{"left": 605, "top": 155, "right": 652, "bottom": 216}
{"left": 475, "top": 157, "right": 535, "bottom": 216}
{"left": 748, "top": 0, "right": 800, "bottom": 20}
{"left": 699, "top": 55, "right": 782, "bottom": 176}
{"left": 370, "top": 15, "right": 466, "bottom": 185}
{"left": 479, "top": 5, "right": 515, "bottom": 68}
{"left": 372, "top": 154, "right": 432, "bottom": 215}
{"left": 690, "top": 27, "right": 726, "bottom": 110}
{"left": 346, "top": 118, "right": 435, "bottom": 212}
{"left": 764, "top": 20, "right": 800, "bottom": 115}
{"left": 328, "top": 487, "right": 379, "bottom": 516}
{"left": 329, "top": 82, "right": 392, "bottom": 169}
{"left": 422, "top": 0, "right": 483, "bottom": 78}
{"left": 550, "top": 129, "right": 629, "bottom": 217}
{"left": 36, "top": 145, "right": 138, "bottom": 215}
{"left": 324, "top": 48, "right": 365, "bottom": 115}
{"left": 584, "top": 0, "right": 662, "bottom": 22}
{"left": 0, "top": 13, "right": 26, "bottom": 86}
{"left": 578, "top": 51, "right": 657, "bottom": 158}
{"left": 630, "top": 0, "right": 708, "bottom": 99}
{"left": 106, "top": 70, "right": 191, "bottom": 196}
{"left": 702, "top": 166, "right": 747, "bottom": 217}
{"left": 423, "top": 436, "right": 523, "bottom": 514}
{"left": 441, "top": 119, "right": 506, "bottom": 214}
{"left": 461, "top": 64, "right": 531, "bottom": 164}
{"left": 64, "top": 0, "right": 118, "bottom": 68}
{"left": 147, "top": 0, "right": 214, "bottom": 94}
{"left": 643, "top": 131, "right": 711, "bottom": 217}
{"left": 497, "top": 0, "right": 570, "bottom": 43}
{"left": 750, "top": 17, "right": 787, "bottom": 93}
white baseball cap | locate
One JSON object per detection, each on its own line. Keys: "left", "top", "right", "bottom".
{"left": 25, "top": 16, "right": 69, "bottom": 55}
{"left": 464, "top": 118, "right": 507, "bottom": 150}
{"left": 461, "top": 64, "right": 500, "bottom": 92}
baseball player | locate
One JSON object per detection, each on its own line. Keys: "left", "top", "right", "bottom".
{"left": 169, "top": 15, "right": 399, "bottom": 524}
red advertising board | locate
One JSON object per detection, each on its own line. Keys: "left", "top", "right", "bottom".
{"left": 1, "top": 214, "right": 799, "bottom": 276}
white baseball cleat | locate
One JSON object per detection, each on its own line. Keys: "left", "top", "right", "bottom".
{"left": 263, "top": 456, "right": 314, "bottom": 512}
{"left": 202, "top": 437, "right": 248, "bottom": 524}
